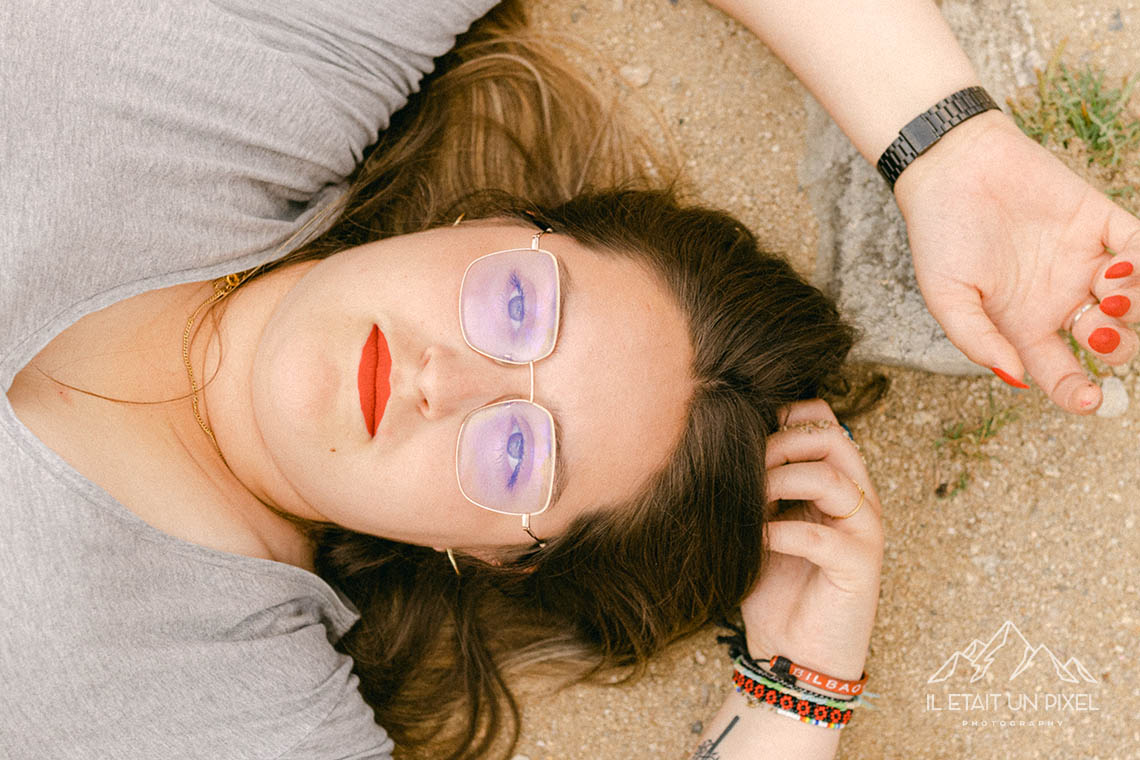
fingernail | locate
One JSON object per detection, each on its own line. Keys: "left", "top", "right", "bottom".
{"left": 991, "top": 366, "right": 1030, "bottom": 389}
{"left": 1105, "top": 261, "right": 1134, "bottom": 279}
{"left": 1099, "top": 295, "right": 1131, "bottom": 317}
{"left": 1088, "top": 327, "right": 1121, "bottom": 353}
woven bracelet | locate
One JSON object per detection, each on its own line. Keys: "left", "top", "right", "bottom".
{"left": 732, "top": 670, "right": 853, "bottom": 729}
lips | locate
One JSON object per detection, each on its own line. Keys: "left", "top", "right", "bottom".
{"left": 357, "top": 324, "right": 392, "bottom": 438}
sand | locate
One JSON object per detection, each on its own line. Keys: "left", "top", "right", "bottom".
{"left": 492, "top": 1, "right": 1140, "bottom": 758}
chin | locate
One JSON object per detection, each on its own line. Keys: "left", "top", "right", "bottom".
{"left": 251, "top": 323, "right": 343, "bottom": 465}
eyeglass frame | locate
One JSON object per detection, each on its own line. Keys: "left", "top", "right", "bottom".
{"left": 453, "top": 228, "right": 561, "bottom": 536}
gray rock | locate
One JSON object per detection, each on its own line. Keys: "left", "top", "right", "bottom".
{"left": 798, "top": 0, "right": 1044, "bottom": 375}
{"left": 1095, "top": 376, "right": 1129, "bottom": 418}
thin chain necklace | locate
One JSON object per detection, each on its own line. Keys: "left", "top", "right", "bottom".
{"left": 179, "top": 268, "right": 323, "bottom": 541}
{"left": 181, "top": 271, "right": 244, "bottom": 468}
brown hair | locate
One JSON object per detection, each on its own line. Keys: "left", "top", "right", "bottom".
{"left": 224, "top": 3, "right": 867, "bottom": 758}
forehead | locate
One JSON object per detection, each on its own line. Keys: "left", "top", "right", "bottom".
{"left": 531, "top": 230, "right": 693, "bottom": 522}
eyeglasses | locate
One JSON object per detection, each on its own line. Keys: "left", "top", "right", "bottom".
{"left": 455, "top": 230, "right": 560, "bottom": 536}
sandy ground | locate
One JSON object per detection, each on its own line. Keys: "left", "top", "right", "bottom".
{"left": 499, "top": 1, "right": 1140, "bottom": 758}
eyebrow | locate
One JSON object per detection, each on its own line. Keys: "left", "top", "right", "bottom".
{"left": 544, "top": 256, "right": 572, "bottom": 513}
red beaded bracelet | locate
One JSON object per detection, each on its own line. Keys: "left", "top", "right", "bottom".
{"left": 732, "top": 670, "right": 854, "bottom": 728}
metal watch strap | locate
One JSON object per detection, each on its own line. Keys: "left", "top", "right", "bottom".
{"left": 876, "top": 86, "right": 999, "bottom": 190}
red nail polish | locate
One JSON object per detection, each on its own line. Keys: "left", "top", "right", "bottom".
{"left": 991, "top": 367, "right": 1030, "bottom": 389}
{"left": 1105, "top": 261, "right": 1134, "bottom": 279}
{"left": 1099, "top": 295, "right": 1131, "bottom": 317}
{"left": 1088, "top": 327, "right": 1121, "bottom": 353}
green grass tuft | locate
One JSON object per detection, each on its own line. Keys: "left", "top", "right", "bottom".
{"left": 933, "top": 392, "right": 1020, "bottom": 498}
{"left": 1008, "top": 42, "right": 1140, "bottom": 168}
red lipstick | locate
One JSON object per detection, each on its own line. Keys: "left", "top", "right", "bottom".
{"left": 357, "top": 325, "right": 392, "bottom": 438}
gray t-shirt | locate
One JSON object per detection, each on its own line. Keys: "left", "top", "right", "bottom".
{"left": 0, "top": 1, "right": 498, "bottom": 757}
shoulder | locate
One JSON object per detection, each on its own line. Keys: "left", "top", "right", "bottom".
{"left": 276, "top": 667, "right": 395, "bottom": 760}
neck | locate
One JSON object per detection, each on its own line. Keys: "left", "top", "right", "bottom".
{"left": 191, "top": 262, "right": 330, "bottom": 533}
{"left": 9, "top": 270, "right": 322, "bottom": 571}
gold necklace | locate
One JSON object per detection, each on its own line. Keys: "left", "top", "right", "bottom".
{"left": 181, "top": 272, "right": 244, "bottom": 467}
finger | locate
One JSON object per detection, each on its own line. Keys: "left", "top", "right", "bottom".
{"left": 766, "top": 461, "right": 880, "bottom": 523}
{"left": 1091, "top": 290, "right": 1139, "bottom": 324}
{"left": 1019, "top": 331, "right": 1102, "bottom": 414}
{"left": 1098, "top": 207, "right": 1140, "bottom": 284}
{"left": 764, "top": 521, "right": 879, "bottom": 587}
{"left": 777, "top": 398, "right": 838, "bottom": 428}
{"left": 1068, "top": 301, "right": 1139, "bottom": 365}
{"left": 765, "top": 423, "right": 865, "bottom": 485}
{"left": 926, "top": 283, "right": 1028, "bottom": 389}
{"left": 1093, "top": 212, "right": 1140, "bottom": 323}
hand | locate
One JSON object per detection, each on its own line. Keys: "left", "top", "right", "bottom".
{"left": 741, "top": 400, "right": 883, "bottom": 686}
{"left": 894, "top": 110, "right": 1140, "bottom": 414}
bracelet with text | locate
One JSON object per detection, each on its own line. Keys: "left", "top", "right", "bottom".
{"left": 732, "top": 669, "right": 853, "bottom": 729}
{"left": 766, "top": 654, "right": 868, "bottom": 696}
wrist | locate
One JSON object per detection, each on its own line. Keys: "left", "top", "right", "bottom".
{"left": 892, "top": 108, "right": 1018, "bottom": 210}
{"left": 877, "top": 87, "right": 1003, "bottom": 190}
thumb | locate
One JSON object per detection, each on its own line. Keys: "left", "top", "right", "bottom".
{"left": 927, "top": 284, "right": 1027, "bottom": 388}
{"left": 1020, "top": 331, "right": 1103, "bottom": 415}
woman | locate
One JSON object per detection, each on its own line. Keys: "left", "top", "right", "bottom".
{"left": 1, "top": 2, "right": 881, "bottom": 759}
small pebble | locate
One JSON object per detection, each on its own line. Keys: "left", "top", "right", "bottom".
{"left": 694, "top": 649, "right": 707, "bottom": 665}
{"left": 1096, "top": 376, "right": 1129, "bottom": 418}
{"left": 619, "top": 64, "right": 653, "bottom": 88}
{"left": 690, "top": 721, "right": 704, "bottom": 734}
{"left": 510, "top": 755, "right": 530, "bottom": 760}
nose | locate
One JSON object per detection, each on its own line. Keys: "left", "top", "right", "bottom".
{"left": 415, "top": 344, "right": 531, "bottom": 419}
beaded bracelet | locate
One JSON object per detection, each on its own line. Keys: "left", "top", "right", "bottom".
{"left": 732, "top": 669, "right": 853, "bottom": 729}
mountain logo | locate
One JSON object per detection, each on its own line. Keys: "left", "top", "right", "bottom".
{"left": 928, "top": 620, "right": 1097, "bottom": 685}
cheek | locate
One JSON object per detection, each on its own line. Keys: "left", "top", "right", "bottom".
{"left": 253, "top": 335, "right": 339, "bottom": 425}
{"left": 336, "top": 424, "right": 476, "bottom": 537}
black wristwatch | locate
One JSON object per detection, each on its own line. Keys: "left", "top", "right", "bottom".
{"left": 876, "top": 86, "right": 1000, "bottom": 190}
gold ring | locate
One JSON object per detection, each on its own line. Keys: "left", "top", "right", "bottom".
{"left": 832, "top": 479, "right": 865, "bottom": 520}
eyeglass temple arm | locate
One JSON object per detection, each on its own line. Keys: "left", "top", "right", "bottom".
{"left": 525, "top": 223, "right": 551, "bottom": 544}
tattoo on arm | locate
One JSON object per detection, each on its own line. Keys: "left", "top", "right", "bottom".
{"left": 690, "top": 715, "right": 740, "bottom": 760}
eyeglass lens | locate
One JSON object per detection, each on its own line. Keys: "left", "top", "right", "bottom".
{"left": 456, "top": 400, "right": 556, "bottom": 515}
{"left": 459, "top": 248, "right": 559, "bottom": 363}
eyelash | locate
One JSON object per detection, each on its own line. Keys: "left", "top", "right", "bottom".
{"left": 506, "top": 272, "right": 525, "bottom": 329}
{"left": 505, "top": 426, "right": 525, "bottom": 490}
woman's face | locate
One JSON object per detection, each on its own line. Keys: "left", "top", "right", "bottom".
{"left": 249, "top": 222, "right": 693, "bottom": 554}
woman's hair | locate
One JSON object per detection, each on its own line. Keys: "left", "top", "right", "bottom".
{"left": 224, "top": 3, "right": 870, "bottom": 757}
